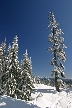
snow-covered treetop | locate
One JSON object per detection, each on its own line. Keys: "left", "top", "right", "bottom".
{"left": 48, "top": 12, "right": 67, "bottom": 80}
{"left": 12, "top": 35, "right": 18, "bottom": 50}
{"left": 8, "top": 43, "right": 11, "bottom": 52}
{"left": 0, "top": 38, "right": 6, "bottom": 53}
{"left": 48, "top": 12, "right": 64, "bottom": 38}
{"left": 23, "top": 49, "right": 28, "bottom": 60}
{"left": 12, "top": 35, "right": 18, "bottom": 43}
{"left": 48, "top": 12, "right": 67, "bottom": 63}
{"left": 25, "top": 49, "right": 28, "bottom": 54}
{"left": 48, "top": 12, "right": 58, "bottom": 29}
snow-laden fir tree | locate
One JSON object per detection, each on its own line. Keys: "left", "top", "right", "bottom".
{"left": 6, "top": 35, "right": 20, "bottom": 98}
{"left": 0, "top": 38, "right": 6, "bottom": 94}
{"left": 47, "top": 12, "right": 67, "bottom": 92}
{"left": 0, "top": 45, "right": 3, "bottom": 95}
{"left": 20, "top": 49, "right": 34, "bottom": 101}
{"left": 35, "top": 76, "right": 41, "bottom": 84}
{"left": 4, "top": 43, "right": 12, "bottom": 95}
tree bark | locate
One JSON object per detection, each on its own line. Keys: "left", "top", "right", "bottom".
{"left": 55, "top": 72, "right": 60, "bottom": 92}
{"left": 53, "top": 27, "right": 60, "bottom": 92}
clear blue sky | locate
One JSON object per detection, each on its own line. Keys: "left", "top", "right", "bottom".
{"left": 0, "top": 0, "right": 72, "bottom": 78}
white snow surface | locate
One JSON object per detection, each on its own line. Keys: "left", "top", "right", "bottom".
{"left": 0, "top": 84, "right": 72, "bottom": 108}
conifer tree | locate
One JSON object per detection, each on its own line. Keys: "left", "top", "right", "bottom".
{"left": 0, "top": 45, "right": 3, "bottom": 95}
{"left": 20, "top": 49, "right": 34, "bottom": 101}
{"left": 0, "top": 38, "right": 6, "bottom": 94}
{"left": 4, "top": 43, "right": 12, "bottom": 95}
{"left": 48, "top": 12, "right": 67, "bottom": 92}
{"left": 7, "top": 35, "right": 19, "bottom": 98}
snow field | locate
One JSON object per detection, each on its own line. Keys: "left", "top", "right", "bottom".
{"left": 0, "top": 84, "right": 72, "bottom": 108}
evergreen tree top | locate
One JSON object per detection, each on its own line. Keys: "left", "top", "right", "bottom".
{"left": 23, "top": 49, "right": 28, "bottom": 58}
{"left": 12, "top": 35, "right": 18, "bottom": 45}
{"left": 26, "top": 49, "right": 28, "bottom": 55}
{"left": 4, "top": 37, "right": 6, "bottom": 43}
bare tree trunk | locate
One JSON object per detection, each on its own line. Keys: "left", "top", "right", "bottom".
{"left": 55, "top": 72, "right": 60, "bottom": 92}
{"left": 53, "top": 27, "right": 60, "bottom": 92}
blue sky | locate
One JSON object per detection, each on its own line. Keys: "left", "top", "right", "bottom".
{"left": 0, "top": 0, "right": 72, "bottom": 78}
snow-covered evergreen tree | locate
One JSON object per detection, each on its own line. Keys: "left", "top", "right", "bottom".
{"left": 48, "top": 12, "right": 67, "bottom": 92}
{"left": 35, "top": 76, "right": 41, "bottom": 84}
{"left": 4, "top": 43, "right": 13, "bottom": 95}
{"left": 6, "top": 35, "right": 19, "bottom": 98}
{"left": 0, "top": 36, "right": 34, "bottom": 100}
{"left": 20, "top": 49, "right": 34, "bottom": 101}
{"left": 0, "top": 38, "right": 6, "bottom": 94}
{"left": 0, "top": 45, "right": 3, "bottom": 95}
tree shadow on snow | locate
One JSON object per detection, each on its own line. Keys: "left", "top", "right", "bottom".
{"left": 34, "top": 88, "right": 56, "bottom": 94}
{"left": 60, "top": 87, "right": 72, "bottom": 93}
{"left": 0, "top": 95, "right": 39, "bottom": 108}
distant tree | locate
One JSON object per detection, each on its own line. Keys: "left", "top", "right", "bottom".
{"left": 47, "top": 12, "right": 67, "bottom": 92}
{"left": 36, "top": 76, "right": 41, "bottom": 84}
{"left": 20, "top": 49, "right": 34, "bottom": 101}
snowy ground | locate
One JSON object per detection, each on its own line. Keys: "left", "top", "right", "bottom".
{"left": 0, "top": 84, "right": 72, "bottom": 108}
